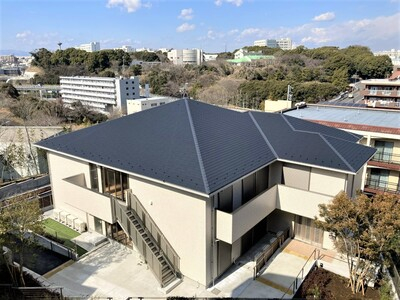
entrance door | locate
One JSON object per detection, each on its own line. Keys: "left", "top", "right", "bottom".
{"left": 217, "top": 241, "right": 232, "bottom": 277}
{"left": 94, "top": 216, "right": 103, "bottom": 234}
{"left": 294, "top": 215, "right": 323, "bottom": 247}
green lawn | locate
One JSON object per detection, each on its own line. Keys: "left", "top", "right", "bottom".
{"left": 42, "top": 218, "right": 87, "bottom": 256}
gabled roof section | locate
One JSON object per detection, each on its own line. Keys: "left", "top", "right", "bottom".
{"left": 37, "top": 99, "right": 375, "bottom": 195}
{"left": 249, "top": 112, "right": 375, "bottom": 173}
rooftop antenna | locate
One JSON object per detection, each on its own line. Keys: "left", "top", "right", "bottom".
{"left": 57, "top": 42, "right": 62, "bottom": 50}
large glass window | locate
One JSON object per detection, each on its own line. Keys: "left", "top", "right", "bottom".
{"left": 89, "top": 163, "right": 99, "bottom": 191}
{"left": 374, "top": 141, "right": 394, "bottom": 162}
{"left": 101, "top": 167, "right": 129, "bottom": 201}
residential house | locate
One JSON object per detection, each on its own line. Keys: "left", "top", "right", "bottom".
{"left": 36, "top": 99, "right": 375, "bottom": 288}
{"left": 285, "top": 104, "right": 400, "bottom": 196}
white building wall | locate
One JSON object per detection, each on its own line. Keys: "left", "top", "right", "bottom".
{"left": 168, "top": 49, "right": 203, "bottom": 65}
{"left": 129, "top": 176, "right": 209, "bottom": 286}
{"left": 60, "top": 76, "right": 139, "bottom": 114}
{"left": 309, "top": 168, "right": 346, "bottom": 196}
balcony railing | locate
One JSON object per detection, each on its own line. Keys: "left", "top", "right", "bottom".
{"left": 365, "top": 178, "right": 400, "bottom": 194}
{"left": 370, "top": 151, "right": 400, "bottom": 165}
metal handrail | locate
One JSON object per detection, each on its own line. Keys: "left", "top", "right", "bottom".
{"left": 280, "top": 248, "right": 319, "bottom": 299}
{"left": 127, "top": 191, "right": 181, "bottom": 272}
{"left": 365, "top": 178, "right": 400, "bottom": 194}
{"left": 371, "top": 151, "right": 400, "bottom": 165}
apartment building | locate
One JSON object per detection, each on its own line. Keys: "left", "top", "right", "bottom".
{"left": 60, "top": 76, "right": 140, "bottom": 114}
{"left": 74, "top": 42, "right": 100, "bottom": 52}
{"left": 362, "top": 75, "right": 400, "bottom": 109}
{"left": 167, "top": 49, "right": 204, "bottom": 65}
{"left": 374, "top": 49, "right": 400, "bottom": 66}
{"left": 253, "top": 38, "right": 292, "bottom": 50}
{"left": 126, "top": 97, "right": 177, "bottom": 114}
{"left": 254, "top": 39, "right": 278, "bottom": 48}
{"left": 36, "top": 100, "right": 374, "bottom": 288}
{"left": 285, "top": 104, "right": 400, "bottom": 196}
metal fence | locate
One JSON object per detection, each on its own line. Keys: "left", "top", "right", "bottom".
{"left": 127, "top": 191, "right": 180, "bottom": 273}
{"left": 112, "top": 195, "right": 172, "bottom": 286}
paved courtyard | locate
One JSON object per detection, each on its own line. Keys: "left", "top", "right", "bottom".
{"left": 46, "top": 238, "right": 334, "bottom": 299}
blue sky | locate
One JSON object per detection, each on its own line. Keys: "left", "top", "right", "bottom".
{"left": 1, "top": 0, "right": 399, "bottom": 54}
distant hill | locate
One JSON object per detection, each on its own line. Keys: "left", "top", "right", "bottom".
{"left": 0, "top": 49, "right": 31, "bottom": 56}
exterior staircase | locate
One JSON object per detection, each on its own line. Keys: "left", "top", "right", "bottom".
{"left": 111, "top": 193, "right": 180, "bottom": 289}
{"left": 125, "top": 209, "right": 177, "bottom": 287}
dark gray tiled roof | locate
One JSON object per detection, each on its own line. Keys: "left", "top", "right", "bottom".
{"left": 36, "top": 99, "right": 375, "bottom": 194}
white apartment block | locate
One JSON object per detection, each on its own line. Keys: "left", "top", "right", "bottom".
{"left": 254, "top": 39, "right": 278, "bottom": 48}
{"left": 276, "top": 38, "right": 292, "bottom": 50}
{"left": 204, "top": 53, "right": 218, "bottom": 62}
{"left": 374, "top": 49, "right": 400, "bottom": 65}
{"left": 60, "top": 76, "right": 140, "bottom": 114}
{"left": 167, "top": 49, "right": 204, "bottom": 65}
{"left": 114, "top": 45, "right": 135, "bottom": 53}
{"left": 253, "top": 38, "right": 293, "bottom": 50}
{"left": 126, "top": 97, "right": 178, "bottom": 114}
{"left": 75, "top": 42, "right": 101, "bottom": 52}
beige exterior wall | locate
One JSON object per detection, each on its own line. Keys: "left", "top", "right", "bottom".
{"left": 276, "top": 185, "right": 332, "bottom": 220}
{"left": 264, "top": 100, "right": 293, "bottom": 112}
{"left": 216, "top": 186, "right": 277, "bottom": 244}
{"left": 47, "top": 152, "right": 113, "bottom": 231}
{"left": 128, "top": 176, "right": 209, "bottom": 286}
{"left": 309, "top": 168, "right": 346, "bottom": 196}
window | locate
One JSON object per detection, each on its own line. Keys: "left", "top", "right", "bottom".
{"left": 89, "top": 163, "right": 99, "bottom": 191}
{"left": 101, "top": 167, "right": 129, "bottom": 201}
{"left": 151, "top": 103, "right": 157, "bottom": 107}
{"left": 126, "top": 93, "right": 129, "bottom": 96}
{"left": 160, "top": 102, "right": 165, "bottom": 105}
{"left": 374, "top": 140, "right": 394, "bottom": 162}
{"left": 126, "top": 87, "right": 129, "bottom": 90}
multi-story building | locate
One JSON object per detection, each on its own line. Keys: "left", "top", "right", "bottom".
{"left": 60, "top": 76, "right": 140, "bottom": 114}
{"left": 36, "top": 99, "right": 374, "bottom": 289}
{"left": 74, "top": 42, "right": 100, "bottom": 52}
{"left": 374, "top": 49, "right": 400, "bottom": 66}
{"left": 204, "top": 53, "right": 218, "bottom": 62}
{"left": 114, "top": 45, "right": 135, "bottom": 53}
{"left": 167, "top": 49, "right": 204, "bottom": 65}
{"left": 362, "top": 74, "right": 400, "bottom": 109}
{"left": 126, "top": 97, "right": 177, "bottom": 114}
{"left": 253, "top": 39, "right": 278, "bottom": 48}
{"left": 276, "top": 38, "right": 292, "bottom": 50}
{"left": 253, "top": 38, "right": 292, "bottom": 50}
{"left": 284, "top": 104, "right": 400, "bottom": 196}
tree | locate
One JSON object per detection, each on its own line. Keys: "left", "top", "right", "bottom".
{"left": 0, "top": 193, "right": 44, "bottom": 286}
{"left": 315, "top": 192, "right": 400, "bottom": 295}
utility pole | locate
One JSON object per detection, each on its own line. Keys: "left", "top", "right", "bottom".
{"left": 286, "top": 85, "right": 293, "bottom": 102}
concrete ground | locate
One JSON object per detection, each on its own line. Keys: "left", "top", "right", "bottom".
{"left": 47, "top": 236, "right": 342, "bottom": 299}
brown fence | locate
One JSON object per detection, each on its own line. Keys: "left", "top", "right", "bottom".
{"left": 254, "top": 228, "right": 290, "bottom": 278}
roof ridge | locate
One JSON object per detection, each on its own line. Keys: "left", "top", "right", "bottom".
{"left": 283, "top": 115, "right": 355, "bottom": 172}
{"left": 184, "top": 100, "right": 210, "bottom": 194}
{"left": 320, "top": 135, "right": 355, "bottom": 173}
{"left": 248, "top": 112, "right": 278, "bottom": 158}
{"left": 283, "top": 115, "right": 359, "bottom": 143}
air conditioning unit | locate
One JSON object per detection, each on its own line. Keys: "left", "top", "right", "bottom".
{"left": 66, "top": 215, "right": 77, "bottom": 228}
{"left": 74, "top": 219, "right": 87, "bottom": 233}
{"left": 52, "top": 209, "right": 61, "bottom": 221}
{"left": 59, "top": 211, "right": 69, "bottom": 224}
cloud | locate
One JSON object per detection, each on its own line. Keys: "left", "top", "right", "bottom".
{"left": 215, "top": 0, "right": 243, "bottom": 7}
{"left": 179, "top": 8, "right": 194, "bottom": 20}
{"left": 16, "top": 31, "right": 31, "bottom": 39}
{"left": 313, "top": 12, "right": 335, "bottom": 21}
{"left": 213, "top": 12, "right": 399, "bottom": 51}
{"left": 107, "top": 0, "right": 142, "bottom": 13}
{"left": 176, "top": 23, "right": 195, "bottom": 33}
